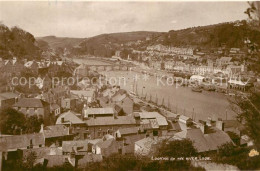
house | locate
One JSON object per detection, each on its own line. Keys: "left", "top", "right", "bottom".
{"left": 13, "top": 98, "right": 53, "bottom": 125}
{"left": 85, "top": 116, "right": 138, "bottom": 139}
{"left": 70, "top": 89, "right": 96, "bottom": 103}
{"left": 61, "top": 98, "right": 77, "bottom": 111}
{"left": 93, "top": 138, "right": 119, "bottom": 157}
{"left": 137, "top": 112, "right": 168, "bottom": 136}
{"left": 0, "top": 92, "right": 19, "bottom": 108}
{"left": 40, "top": 86, "right": 68, "bottom": 106}
{"left": 226, "top": 64, "right": 245, "bottom": 77}
{"left": 216, "top": 57, "right": 232, "bottom": 66}
{"left": 75, "top": 154, "right": 103, "bottom": 169}
{"left": 56, "top": 111, "right": 88, "bottom": 139}
{"left": 50, "top": 103, "right": 61, "bottom": 116}
{"left": 216, "top": 119, "right": 244, "bottom": 136}
{"left": 41, "top": 125, "right": 72, "bottom": 147}
{"left": 43, "top": 155, "right": 73, "bottom": 168}
{"left": 18, "top": 147, "right": 62, "bottom": 161}
{"left": 173, "top": 128, "right": 233, "bottom": 153}
{"left": 0, "top": 133, "right": 45, "bottom": 153}
{"left": 134, "top": 137, "right": 163, "bottom": 156}
{"left": 111, "top": 94, "right": 134, "bottom": 115}
{"left": 114, "top": 127, "right": 146, "bottom": 154}
{"left": 82, "top": 107, "right": 115, "bottom": 119}
{"left": 62, "top": 139, "right": 103, "bottom": 156}
{"left": 62, "top": 140, "right": 90, "bottom": 155}
{"left": 178, "top": 115, "right": 193, "bottom": 125}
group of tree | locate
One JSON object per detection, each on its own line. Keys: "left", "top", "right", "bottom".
{"left": 212, "top": 142, "right": 260, "bottom": 170}
{"left": 0, "top": 24, "right": 41, "bottom": 60}
{"left": 0, "top": 107, "right": 43, "bottom": 135}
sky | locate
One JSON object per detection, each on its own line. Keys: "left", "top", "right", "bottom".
{"left": 0, "top": 1, "right": 249, "bottom": 38}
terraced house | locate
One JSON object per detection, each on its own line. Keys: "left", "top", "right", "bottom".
{"left": 13, "top": 98, "right": 53, "bottom": 125}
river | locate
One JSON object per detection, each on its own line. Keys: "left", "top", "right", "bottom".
{"left": 73, "top": 58, "right": 237, "bottom": 122}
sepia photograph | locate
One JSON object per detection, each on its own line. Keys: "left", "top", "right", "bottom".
{"left": 0, "top": 0, "right": 260, "bottom": 170}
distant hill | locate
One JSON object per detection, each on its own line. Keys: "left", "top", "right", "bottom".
{"left": 36, "top": 36, "right": 85, "bottom": 50}
{"left": 69, "top": 21, "right": 260, "bottom": 57}
{"left": 0, "top": 24, "right": 42, "bottom": 60}
{"left": 160, "top": 21, "right": 260, "bottom": 48}
{"left": 71, "top": 31, "right": 164, "bottom": 57}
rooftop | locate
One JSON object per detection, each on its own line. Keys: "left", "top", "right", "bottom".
{"left": 86, "top": 116, "right": 136, "bottom": 126}
{"left": 13, "top": 98, "right": 49, "bottom": 108}
{"left": 0, "top": 133, "right": 44, "bottom": 151}
{"left": 43, "top": 125, "right": 70, "bottom": 138}
{"left": 85, "top": 107, "right": 114, "bottom": 115}
{"left": 174, "top": 128, "right": 233, "bottom": 153}
{"left": 56, "top": 111, "right": 85, "bottom": 125}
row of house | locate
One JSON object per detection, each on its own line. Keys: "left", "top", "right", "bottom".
{"left": 0, "top": 57, "right": 73, "bottom": 77}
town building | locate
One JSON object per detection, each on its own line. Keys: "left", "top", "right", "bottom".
{"left": 85, "top": 116, "right": 138, "bottom": 139}
{"left": 13, "top": 98, "right": 53, "bottom": 125}
{"left": 0, "top": 92, "right": 19, "bottom": 109}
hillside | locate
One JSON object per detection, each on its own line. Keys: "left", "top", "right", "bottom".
{"left": 161, "top": 20, "right": 260, "bottom": 48}
{"left": 0, "top": 24, "right": 42, "bottom": 60}
{"left": 68, "top": 21, "right": 260, "bottom": 57}
{"left": 36, "top": 36, "right": 85, "bottom": 50}
{"left": 70, "top": 31, "right": 164, "bottom": 57}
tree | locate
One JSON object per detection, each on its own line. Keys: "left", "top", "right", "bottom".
{"left": 0, "top": 108, "right": 44, "bottom": 135}
{"left": 0, "top": 107, "right": 26, "bottom": 135}
{"left": 155, "top": 139, "right": 197, "bottom": 157}
{"left": 22, "top": 151, "right": 37, "bottom": 169}
{"left": 24, "top": 115, "right": 44, "bottom": 134}
{"left": 213, "top": 142, "right": 260, "bottom": 170}
{"left": 231, "top": 1, "right": 260, "bottom": 150}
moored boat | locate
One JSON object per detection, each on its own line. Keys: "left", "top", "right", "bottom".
{"left": 192, "top": 86, "right": 203, "bottom": 93}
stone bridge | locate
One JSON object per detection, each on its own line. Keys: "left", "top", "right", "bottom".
{"left": 74, "top": 63, "right": 133, "bottom": 76}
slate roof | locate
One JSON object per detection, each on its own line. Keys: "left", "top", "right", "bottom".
{"left": 179, "top": 115, "right": 192, "bottom": 122}
{"left": 44, "top": 155, "right": 71, "bottom": 168}
{"left": 139, "top": 112, "right": 168, "bottom": 127}
{"left": 96, "top": 139, "right": 114, "bottom": 149}
{"left": 174, "top": 128, "right": 233, "bottom": 153}
{"left": 56, "top": 111, "right": 85, "bottom": 125}
{"left": 0, "top": 92, "right": 19, "bottom": 100}
{"left": 70, "top": 90, "right": 95, "bottom": 98}
{"left": 86, "top": 116, "right": 136, "bottom": 126}
{"left": 62, "top": 140, "right": 89, "bottom": 153}
{"left": 77, "top": 154, "right": 103, "bottom": 168}
{"left": 13, "top": 98, "right": 49, "bottom": 108}
{"left": 50, "top": 103, "right": 60, "bottom": 111}
{"left": 139, "top": 112, "right": 164, "bottom": 119}
{"left": 0, "top": 133, "right": 45, "bottom": 151}
{"left": 156, "top": 117, "right": 168, "bottom": 126}
{"left": 223, "top": 120, "right": 244, "bottom": 131}
{"left": 117, "top": 127, "right": 139, "bottom": 135}
{"left": 85, "top": 107, "right": 114, "bottom": 115}
{"left": 21, "top": 147, "right": 62, "bottom": 159}
{"left": 43, "top": 125, "right": 70, "bottom": 138}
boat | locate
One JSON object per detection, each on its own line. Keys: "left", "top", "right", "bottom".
{"left": 129, "top": 91, "right": 137, "bottom": 96}
{"left": 192, "top": 86, "right": 203, "bottom": 93}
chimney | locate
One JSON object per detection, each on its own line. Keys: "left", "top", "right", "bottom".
{"left": 61, "top": 117, "right": 65, "bottom": 123}
{"left": 40, "top": 124, "right": 44, "bottom": 133}
{"left": 82, "top": 104, "right": 88, "bottom": 119}
{"left": 199, "top": 122, "right": 206, "bottom": 134}
{"left": 216, "top": 119, "right": 224, "bottom": 131}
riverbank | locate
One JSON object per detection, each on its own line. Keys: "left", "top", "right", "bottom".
{"left": 99, "top": 70, "right": 236, "bottom": 122}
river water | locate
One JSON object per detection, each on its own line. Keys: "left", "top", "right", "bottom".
{"left": 74, "top": 58, "right": 236, "bottom": 122}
